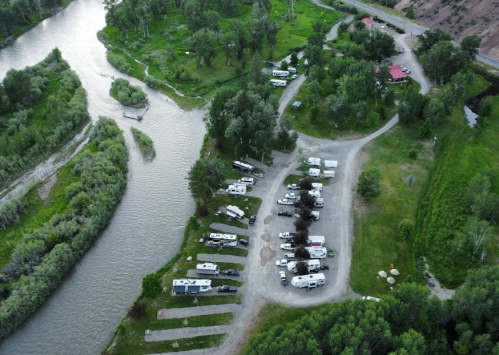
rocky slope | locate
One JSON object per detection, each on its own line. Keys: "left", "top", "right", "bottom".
{"left": 395, "top": 0, "right": 499, "bottom": 60}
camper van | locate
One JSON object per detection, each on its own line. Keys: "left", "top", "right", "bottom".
{"left": 314, "top": 198, "right": 324, "bottom": 208}
{"left": 307, "top": 236, "right": 326, "bottom": 246}
{"left": 270, "top": 79, "right": 287, "bottom": 87}
{"left": 287, "top": 259, "right": 320, "bottom": 274}
{"left": 323, "top": 170, "right": 335, "bottom": 179}
{"left": 324, "top": 160, "right": 338, "bottom": 168}
{"left": 305, "top": 246, "right": 327, "bottom": 259}
{"left": 288, "top": 67, "right": 297, "bottom": 74}
{"left": 226, "top": 184, "right": 246, "bottom": 195}
{"left": 172, "top": 279, "right": 213, "bottom": 294}
{"left": 238, "top": 177, "right": 255, "bottom": 185}
{"left": 291, "top": 273, "right": 326, "bottom": 288}
{"left": 226, "top": 205, "right": 245, "bottom": 219}
{"left": 308, "top": 190, "right": 321, "bottom": 199}
{"left": 308, "top": 168, "right": 320, "bottom": 178}
{"left": 307, "top": 157, "right": 321, "bottom": 167}
{"left": 196, "top": 263, "right": 220, "bottom": 275}
{"left": 272, "top": 70, "right": 289, "bottom": 77}
{"left": 232, "top": 160, "right": 254, "bottom": 173}
{"left": 311, "top": 183, "right": 323, "bottom": 191}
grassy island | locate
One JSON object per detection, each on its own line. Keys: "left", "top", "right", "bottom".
{"left": 131, "top": 127, "right": 156, "bottom": 159}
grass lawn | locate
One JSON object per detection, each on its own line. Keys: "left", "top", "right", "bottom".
{"left": 283, "top": 174, "right": 331, "bottom": 187}
{"left": 100, "top": 0, "right": 341, "bottom": 108}
{"left": 0, "top": 165, "right": 78, "bottom": 268}
{"left": 350, "top": 124, "right": 430, "bottom": 296}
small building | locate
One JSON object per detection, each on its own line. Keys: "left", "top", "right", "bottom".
{"left": 292, "top": 101, "right": 302, "bottom": 110}
{"left": 375, "top": 65, "right": 407, "bottom": 83}
{"left": 362, "top": 17, "right": 374, "bottom": 30}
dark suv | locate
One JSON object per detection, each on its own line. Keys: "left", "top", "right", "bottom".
{"left": 217, "top": 285, "right": 238, "bottom": 293}
{"left": 248, "top": 215, "right": 256, "bottom": 225}
{"left": 222, "top": 269, "right": 240, "bottom": 276}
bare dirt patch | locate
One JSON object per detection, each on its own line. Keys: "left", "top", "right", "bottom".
{"left": 264, "top": 215, "right": 272, "bottom": 225}
{"left": 261, "top": 233, "right": 270, "bottom": 242}
{"left": 259, "top": 247, "right": 275, "bottom": 266}
{"left": 37, "top": 174, "right": 58, "bottom": 201}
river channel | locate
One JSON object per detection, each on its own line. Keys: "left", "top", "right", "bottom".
{"left": 0, "top": 0, "right": 206, "bottom": 353}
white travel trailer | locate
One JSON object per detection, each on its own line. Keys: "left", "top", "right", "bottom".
{"left": 287, "top": 259, "right": 321, "bottom": 274}
{"left": 308, "top": 190, "right": 321, "bottom": 199}
{"left": 196, "top": 263, "right": 220, "bottom": 275}
{"left": 272, "top": 70, "right": 289, "bottom": 77}
{"left": 307, "top": 235, "right": 326, "bottom": 246}
{"left": 324, "top": 160, "right": 338, "bottom": 168}
{"left": 208, "top": 233, "right": 238, "bottom": 247}
{"left": 226, "top": 184, "right": 246, "bottom": 195}
{"left": 305, "top": 246, "right": 327, "bottom": 259}
{"left": 314, "top": 198, "right": 324, "bottom": 208}
{"left": 311, "top": 183, "right": 323, "bottom": 191}
{"left": 270, "top": 79, "right": 287, "bottom": 87}
{"left": 307, "top": 157, "right": 321, "bottom": 167}
{"left": 226, "top": 205, "right": 245, "bottom": 219}
{"left": 238, "top": 177, "right": 255, "bottom": 185}
{"left": 308, "top": 168, "right": 320, "bottom": 178}
{"left": 172, "top": 279, "right": 213, "bottom": 294}
{"left": 323, "top": 170, "right": 335, "bottom": 179}
{"left": 288, "top": 67, "right": 297, "bottom": 74}
{"left": 291, "top": 273, "right": 326, "bottom": 288}
{"left": 232, "top": 160, "right": 254, "bottom": 172}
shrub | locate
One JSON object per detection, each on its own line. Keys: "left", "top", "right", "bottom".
{"left": 296, "top": 261, "right": 309, "bottom": 275}
{"left": 408, "top": 149, "right": 418, "bottom": 161}
{"left": 142, "top": 273, "right": 162, "bottom": 299}
{"left": 294, "top": 218, "right": 311, "bottom": 232}
{"left": 198, "top": 205, "right": 209, "bottom": 217}
{"left": 294, "top": 247, "right": 310, "bottom": 259}
{"left": 110, "top": 78, "right": 148, "bottom": 107}
{"left": 399, "top": 220, "right": 414, "bottom": 239}
{"left": 131, "top": 127, "right": 155, "bottom": 159}
{"left": 128, "top": 301, "right": 146, "bottom": 319}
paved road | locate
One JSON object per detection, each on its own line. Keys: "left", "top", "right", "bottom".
{"left": 209, "top": 223, "right": 250, "bottom": 236}
{"left": 310, "top": 0, "right": 499, "bottom": 70}
{"left": 197, "top": 254, "right": 247, "bottom": 265}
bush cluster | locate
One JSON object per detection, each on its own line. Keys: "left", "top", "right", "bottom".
{"left": 0, "top": 196, "right": 27, "bottom": 230}
{"left": 110, "top": 78, "right": 148, "bottom": 107}
{"left": 131, "top": 127, "right": 156, "bottom": 159}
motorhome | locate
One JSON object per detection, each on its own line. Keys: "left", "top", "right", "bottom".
{"left": 226, "top": 205, "right": 245, "bottom": 219}
{"left": 314, "top": 198, "right": 324, "bottom": 208}
{"left": 307, "top": 236, "right": 326, "bottom": 246}
{"left": 291, "top": 273, "right": 326, "bottom": 288}
{"left": 232, "top": 160, "right": 254, "bottom": 173}
{"left": 324, "top": 160, "right": 338, "bottom": 168}
{"left": 305, "top": 246, "right": 327, "bottom": 258}
{"left": 287, "top": 259, "right": 321, "bottom": 274}
{"left": 294, "top": 210, "right": 320, "bottom": 221}
{"left": 226, "top": 184, "right": 246, "bottom": 195}
{"left": 308, "top": 190, "right": 321, "bottom": 199}
{"left": 307, "top": 157, "right": 321, "bottom": 167}
{"left": 288, "top": 67, "right": 297, "bottom": 74}
{"left": 172, "top": 279, "right": 213, "bottom": 294}
{"left": 308, "top": 168, "right": 320, "bottom": 178}
{"left": 238, "top": 177, "right": 255, "bottom": 185}
{"left": 196, "top": 263, "right": 220, "bottom": 275}
{"left": 323, "top": 170, "right": 335, "bottom": 179}
{"left": 272, "top": 70, "right": 289, "bottom": 77}
{"left": 271, "top": 79, "right": 287, "bottom": 87}
{"left": 208, "top": 233, "right": 238, "bottom": 247}
{"left": 311, "top": 183, "right": 323, "bottom": 191}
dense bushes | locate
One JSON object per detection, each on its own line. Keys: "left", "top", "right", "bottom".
{"left": 0, "top": 196, "right": 27, "bottom": 230}
{"left": 106, "top": 52, "right": 132, "bottom": 75}
{"left": 326, "top": 0, "right": 358, "bottom": 14}
{"left": 0, "top": 117, "right": 127, "bottom": 340}
{"left": 110, "top": 78, "right": 148, "bottom": 107}
{"left": 0, "top": 49, "right": 90, "bottom": 190}
{"left": 131, "top": 127, "right": 155, "bottom": 159}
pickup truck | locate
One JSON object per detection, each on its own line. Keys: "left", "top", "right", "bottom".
{"left": 279, "top": 271, "right": 287, "bottom": 286}
{"left": 217, "top": 285, "right": 238, "bottom": 293}
{"left": 277, "top": 199, "right": 294, "bottom": 205}
{"left": 285, "top": 193, "right": 300, "bottom": 200}
{"left": 279, "top": 232, "right": 295, "bottom": 239}
{"left": 276, "top": 259, "right": 289, "bottom": 267}
{"left": 287, "top": 184, "right": 300, "bottom": 190}
{"left": 280, "top": 243, "right": 296, "bottom": 251}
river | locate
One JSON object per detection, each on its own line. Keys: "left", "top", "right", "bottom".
{"left": 0, "top": 0, "right": 206, "bottom": 353}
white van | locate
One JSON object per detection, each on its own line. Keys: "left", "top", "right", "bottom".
{"left": 323, "top": 170, "right": 335, "bottom": 179}
{"left": 238, "top": 177, "right": 255, "bottom": 185}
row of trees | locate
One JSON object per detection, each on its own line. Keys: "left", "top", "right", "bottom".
{"left": 0, "top": 117, "right": 128, "bottom": 340}
{"left": 245, "top": 266, "right": 499, "bottom": 354}
{"left": 0, "top": 49, "right": 90, "bottom": 190}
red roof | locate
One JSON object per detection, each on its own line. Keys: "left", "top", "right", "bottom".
{"left": 375, "top": 65, "right": 407, "bottom": 80}
{"left": 362, "top": 18, "right": 374, "bottom": 25}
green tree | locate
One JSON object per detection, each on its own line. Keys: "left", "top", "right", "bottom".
{"left": 399, "top": 220, "right": 414, "bottom": 239}
{"left": 422, "top": 41, "right": 467, "bottom": 85}
{"left": 252, "top": 54, "right": 265, "bottom": 85}
{"left": 478, "top": 96, "right": 493, "bottom": 117}
{"left": 290, "top": 52, "right": 298, "bottom": 66}
{"left": 406, "top": 6, "right": 414, "bottom": 19}
{"left": 187, "top": 29, "right": 218, "bottom": 67}
{"left": 3, "top": 68, "right": 31, "bottom": 107}
{"left": 208, "top": 86, "right": 237, "bottom": 140}
{"left": 280, "top": 60, "right": 289, "bottom": 71}
{"left": 419, "top": 118, "right": 433, "bottom": 140}
{"left": 461, "top": 35, "right": 482, "bottom": 64}
{"left": 365, "top": 111, "right": 380, "bottom": 128}
{"left": 276, "top": 114, "right": 298, "bottom": 151}
{"left": 187, "top": 158, "right": 211, "bottom": 205}
{"left": 357, "top": 168, "right": 382, "bottom": 198}
{"left": 295, "top": 261, "right": 309, "bottom": 275}
{"left": 142, "top": 273, "right": 162, "bottom": 298}
{"left": 309, "top": 104, "right": 319, "bottom": 124}
{"left": 418, "top": 28, "right": 452, "bottom": 53}
{"left": 424, "top": 98, "right": 446, "bottom": 127}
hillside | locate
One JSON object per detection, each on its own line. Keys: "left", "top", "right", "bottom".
{"left": 395, "top": 0, "right": 499, "bottom": 60}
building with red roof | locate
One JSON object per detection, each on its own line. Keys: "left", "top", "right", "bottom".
{"left": 376, "top": 64, "right": 407, "bottom": 83}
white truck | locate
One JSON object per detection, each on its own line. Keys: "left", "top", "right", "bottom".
{"left": 291, "top": 273, "right": 326, "bottom": 288}
{"left": 307, "top": 235, "right": 326, "bottom": 246}
{"left": 172, "top": 279, "right": 213, "bottom": 294}
{"left": 281, "top": 243, "right": 296, "bottom": 251}
{"left": 307, "top": 157, "right": 321, "bottom": 167}
{"left": 196, "top": 263, "right": 220, "bottom": 275}
{"left": 308, "top": 168, "right": 320, "bottom": 178}
{"left": 279, "top": 232, "right": 295, "bottom": 239}
{"left": 294, "top": 210, "right": 320, "bottom": 221}
{"left": 226, "top": 205, "right": 245, "bottom": 219}
{"left": 287, "top": 259, "right": 321, "bottom": 274}
{"left": 226, "top": 184, "right": 246, "bottom": 195}
{"left": 285, "top": 193, "right": 300, "bottom": 200}
{"left": 305, "top": 246, "right": 327, "bottom": 259}
{"left": 324, "top": 160, "right": 338, "bottom": 168}
{"left": 323, "top": 170, "right": 335, "bottom": 179}
{"left": 277, "top": 198, "right": 294, "bottom": 205}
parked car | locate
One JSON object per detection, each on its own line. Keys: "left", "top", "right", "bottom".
{"left": 277, "top": 198, "right": 294, "bottom": 205}
{"left": 285, "top": 193, "right": 300, "bottom": 200}
{"left": 239, "top": 238, "right": 249, "bottom": 246}
{"left": 280, "top": 243, "right": 296, "bottom": 251}
{"left": 276, "top": 259, "right": 289, "bottom": 267}
{"left": 278, "top": 232, "right": 295, "bottom": 239}
{"left": 405, "top": 69, "right": 411, "bottom": 74}
{"left": 291, "top": 74, "right": 298, "bottom": 80}
{"left": 279, "top": 271, "right": 287, "bottom": 286}
{"left": 248, "top": 215, "right": 256, "bottom": 225}
{"left": 222, "top": 269, "right": 240, "bottom": 276}
{"left": 277, "top": 210, "right": 293, "bottom": 217}
{"left": 287, "top": 184, "right": 301, "bottom": 190}
{"left": 328, "top": 248, "right": 334, "bottom": 257}
{"left": 217, "top": 285, "right": 238, "bottom": 293}
{"left": 254, "top": 172, "right": 264, "bottom": 178}
{"left": 402, "top": 67, "right": 409, "bottom": 73}
{"left": 362, "top": 296, "right": 381, "bottom": 302}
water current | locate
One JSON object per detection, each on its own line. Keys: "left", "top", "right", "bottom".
{"left": 0, "top": 0, "right": 206, "bottom": 353}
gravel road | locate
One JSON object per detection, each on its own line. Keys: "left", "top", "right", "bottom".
{"left": 157, "top": 304, "right": 242, "bottom": 320}
{"left": 146, "top": 326, "right": 231, "bottom": 342}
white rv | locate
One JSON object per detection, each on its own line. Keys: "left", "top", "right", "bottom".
{"left": 323, "top": 170, "right": 335, "bottom": 179}
{"left": 307, "top": 157, "right": 321, "bottom": 167}
{"left": 272, "top": 70, "right": 289, "bottom": 77}
{"left": 308, "top": 190, "right": 321, "bottom": 199}
{"left": 196, "top": 263, "right": 220, "bottom": 275}
{"left": 232, "top": 160, "right": 254, "bottom": 172}
{"left": 324, "top": 160, "right": 338, "bottom": 168}
{"left": 305, "top": 246, "right": 327, "bottom": 259}
{"left": 314, "top": 198, "right": 324, "bottom": 208}
{"left": 287, "top": 259, "right": 321, "bottom": 274}
{"left": 288, "top": 67, "right": 297, "bottom": 74}
{"left": 238, "top": 177, "right": 255, "bottom": 185}
{"left": 271, "top": 79, "right": 287, "bottom": 87}
{"left": 172, "top": 279, "right": 213, "bottom": 294}
{"left": 208, "top": 233, "right": 238, "bottom": 247}
{"left": 226, "top": 205, "right": 245, "bottom": 219}
{"left": 308, "top": 168, "right": 320, "bottom": 178}
{"left": 311, "top": 183, "right": 323, "bottom": 191}
{"left": 226, "top": 184, "right": 246, "bottom": 195}
{"left": 291, "top": 273, "right": 326, "bottom": 288}
{"left": 307, "top": 235, "right": 326, "bottom": 246}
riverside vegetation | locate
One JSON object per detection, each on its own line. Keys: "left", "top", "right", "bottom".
{"left": 0, "top": 48, "right": 90, "bottom": 190}
{"left": 130, "top": 127, "right": 156, "bottom": 159}
{"left": 0, "top": 117, "right": 127, "bottom": 340}
{"left": 110, "top": 78, "right": 148, "bottom": 107}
